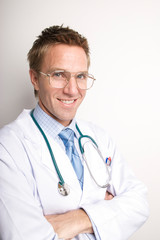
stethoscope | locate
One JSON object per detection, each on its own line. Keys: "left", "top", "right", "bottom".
{"left": 30, "top": 110, "right": 111, "bottom": 196}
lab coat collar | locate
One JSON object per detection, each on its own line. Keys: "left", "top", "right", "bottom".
{"left": 3, "top": 109, "right": 105, "bottom": 205}
{"left": 18, "top": 110, "right": 83, "bottom": 195}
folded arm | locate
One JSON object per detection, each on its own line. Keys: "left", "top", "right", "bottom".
{"left": 45, "top": 209, "right": 93, "bottom": 239}
{"left": 45, "top": 191, "right": 114, "bottom": 239}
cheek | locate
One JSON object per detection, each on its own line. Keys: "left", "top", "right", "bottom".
{"left": 81, "top": 90, "right": 86, "bottom": 100}
{"left": 38, "top": 84, "right": 59, "bottom": 103}
{"left": 38, "top": 82, "right": 51, "bottom": 101}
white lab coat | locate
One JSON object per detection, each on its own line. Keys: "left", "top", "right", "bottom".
{"left": 0, "top": 110, "right": 149, "bottom": 240}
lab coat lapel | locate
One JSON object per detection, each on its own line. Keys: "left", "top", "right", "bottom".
{"left": 21, "top": 110, "right": 81, "bottom": 195}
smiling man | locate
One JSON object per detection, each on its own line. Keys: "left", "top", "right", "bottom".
{"left": 0, "top": 25, "right": 149, "bottom": 240}
{"left": 30, "top": 44, "right": 87, "bottom": 126}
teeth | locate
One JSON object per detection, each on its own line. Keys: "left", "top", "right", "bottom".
{"left": 60, "top": 100, "right": 74, "bottom": 104}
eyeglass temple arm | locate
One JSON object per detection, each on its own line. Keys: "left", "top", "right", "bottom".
{"left": 39, "top": 71, "right": 50, "bottom": 77}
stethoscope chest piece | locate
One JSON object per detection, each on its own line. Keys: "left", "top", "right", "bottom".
{"left": 58, "top": 182, "right": 70, "bottom": 196}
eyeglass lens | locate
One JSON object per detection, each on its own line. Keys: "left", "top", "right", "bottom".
{"left": 49, "top": 71, "right": 94, "bottom": 89}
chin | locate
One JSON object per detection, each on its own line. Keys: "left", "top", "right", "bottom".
{"left": 59, "top": 115, "right": 75, "bottom": 126}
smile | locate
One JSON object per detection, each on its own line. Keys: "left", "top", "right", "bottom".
{"left": 59, "top": 99, "right": 75, "bottom": 104}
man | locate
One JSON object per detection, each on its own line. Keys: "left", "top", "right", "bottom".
{"left": 0, "top": 25, "right": 149, "bottom": 240}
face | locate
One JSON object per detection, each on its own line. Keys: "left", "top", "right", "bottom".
{"left": 30, "top": 44, "right": 88, "bottom": 126}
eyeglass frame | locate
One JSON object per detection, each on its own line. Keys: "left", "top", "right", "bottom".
{"left": 39, "top": 69, "right": 96, "bottom": 90}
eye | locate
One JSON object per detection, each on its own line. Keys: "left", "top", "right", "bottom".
{"left": 77, "top": 73, "right": 87, "bottom": 80}
{"left": 54, "top": 72, "right": 62, "bottom": 77}
{"left": 51, "top": 71, "right": 65, "bottom": 79}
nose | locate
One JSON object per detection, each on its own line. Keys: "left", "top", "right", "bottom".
{"left": 63, "top": 76, "right": 79, "bottom": 95}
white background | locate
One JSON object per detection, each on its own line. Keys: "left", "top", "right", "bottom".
{"left": 0, "top": 0, "right": 160, "bottom": 239}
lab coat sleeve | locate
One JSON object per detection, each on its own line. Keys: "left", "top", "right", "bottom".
{"left": 0, "top": 140, "right": 58, "bottom": 240}
{"left": 81, "top": 130, "right": 149, "bottom": 240}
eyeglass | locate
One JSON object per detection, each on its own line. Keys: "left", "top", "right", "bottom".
{"left": 39, "top": 70, "right": 96, "bottom": 90}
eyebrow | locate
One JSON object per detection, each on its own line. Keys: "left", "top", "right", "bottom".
{"left": 47, "top": 67, "right": 64, "bottom": 73}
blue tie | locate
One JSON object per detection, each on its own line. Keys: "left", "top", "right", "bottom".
{"left": 59, "top": 128, "right": 83, "bottom": 189}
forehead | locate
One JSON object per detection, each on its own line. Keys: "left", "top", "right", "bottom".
{"left": 41, "top": 44, "right": 88, "bottom": 72}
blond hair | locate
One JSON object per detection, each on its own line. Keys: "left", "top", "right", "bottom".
{"left": 28, "top": 25, "right": 90, "bottom": 72}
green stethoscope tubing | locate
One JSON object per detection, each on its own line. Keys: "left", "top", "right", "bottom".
{"left": 31, "top": 110, "right": 64, "bottom": 186}
{"left": 30, "top": 110, "right": 98, "bottom": 185}
{"left": 30, "top": 109, "right": 109, "bottom": 193}
{"left": 76, "top": 125, "right": 98, "bottom": 154}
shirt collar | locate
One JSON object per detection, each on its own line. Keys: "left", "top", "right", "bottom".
{"left": 33, "top": 103, "right": 79, "bottom": 139}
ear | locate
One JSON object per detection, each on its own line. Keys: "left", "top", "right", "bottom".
{"left": 29, "top": 69, "right": 39, "bottom": 91}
